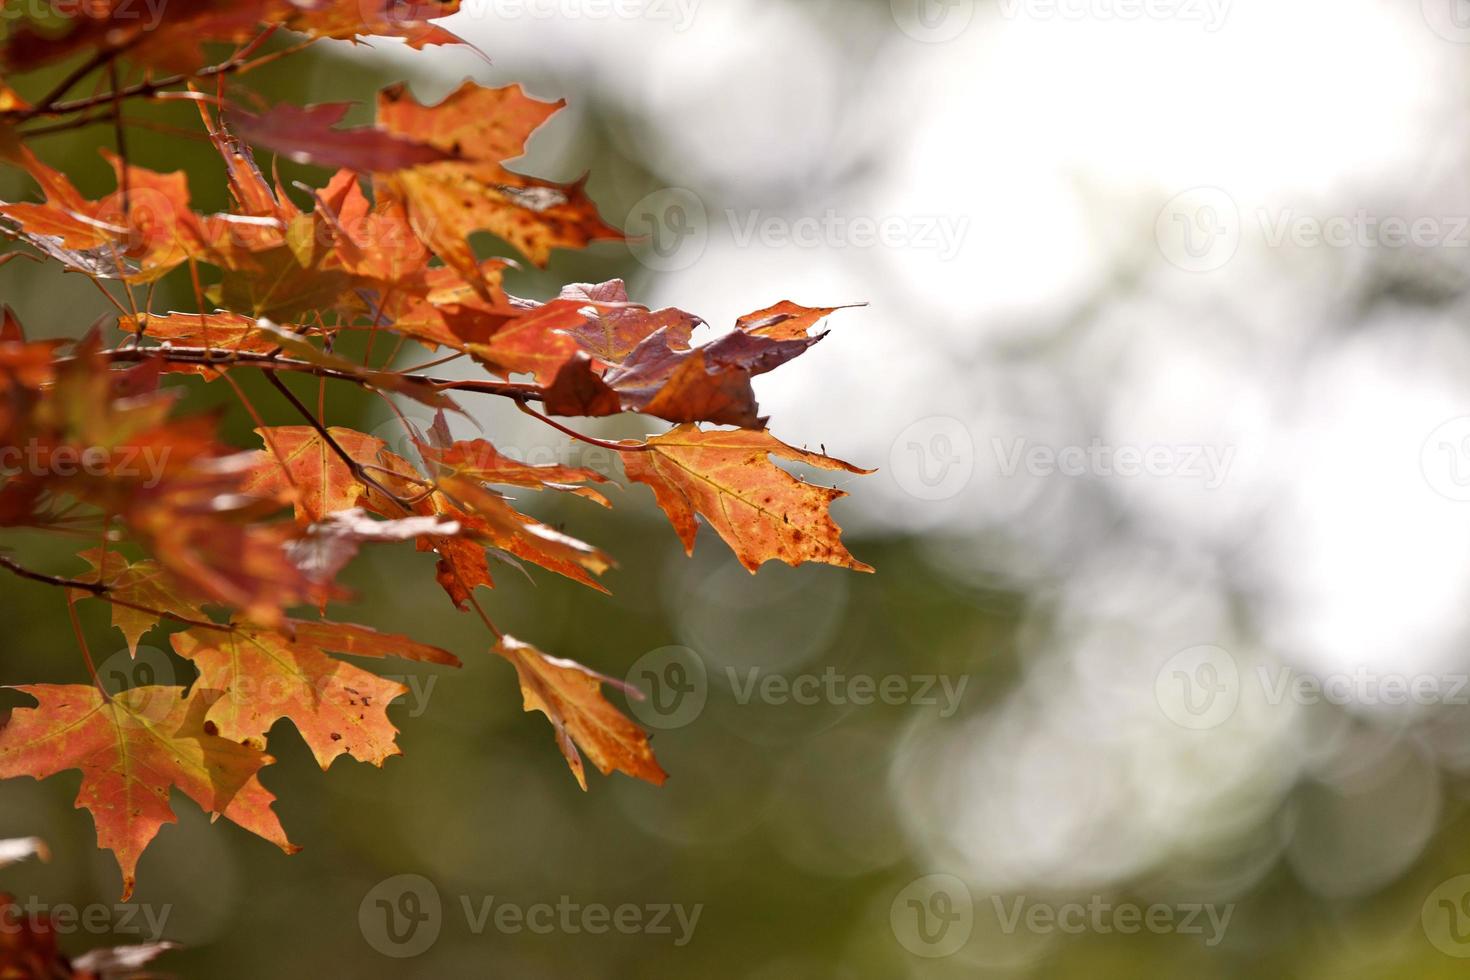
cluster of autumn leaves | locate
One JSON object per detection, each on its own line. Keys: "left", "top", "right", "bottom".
{"left": 0, "top": 0, "right": 872, "bottom": 906}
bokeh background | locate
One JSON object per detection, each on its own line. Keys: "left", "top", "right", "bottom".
{"left": 7, "top": 0, "right": 1470, "bottom": 976}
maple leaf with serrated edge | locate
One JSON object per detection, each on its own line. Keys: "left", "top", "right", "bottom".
{"left": 496, "top": 636, "right": 666, "bottom": 790}
{"left": 0, "top": 145, "right": 205, "bottom": 283}
{"left": 541, "top": 287, "right": 848, "bottom": 427}
{"left": 0, "top": 685, "right": 298, "bottom": 900}
{"left": 620, "top": 425, "right": 874, "bottom": 573}
{"left": 71, "top": 549, "right": 209, "bottom": 657}
{"left": 171, "top": 620, "right": 457, "bottom": 770}
{"left": 241, "top": 426, "right": 388, "bottom": 524}
{"left": 374, "top": 82, "right": 623, "bottom": 283}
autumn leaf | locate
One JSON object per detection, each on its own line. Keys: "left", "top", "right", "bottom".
{"left": 72, "top": 549, "right": 209, "bottom": 657}
{"left": 496, "top": 636, "right": 666, "bottom": 790}
{"left": 621, "top": 425, "right": 874, "bottom": 573}
{"left": 375, "top": 81, "right": 623, "bottom": 282}
{"left": 387, "top": 472, "right": 612, "bottom": 609}
{"left": 562, "top": 280, "right": 701, "bottom": 362}
{"left": 287, "top": 0, "right": 469, "bottom": 49}
{"left": 284, "top": 508, "right": 462, "bottom": 583}
{"left": 229, "top": 102, "right": 461, "bottom": 173}
{"left": 0, "top": 146, "right": 203, "bottom": 282}
{"left": 0, "top": 684, "right": 298, "bottom": 900}
{"left": 422, "top": 437, "right": 611, "bottom": 507}
{"left": 735, "top": 301, "right": 861, "bottom": 340}
{"left": 71, "top": 940, "right": 180, "bottom": 976}
{"left": 242, "top": 426, "right": 388, "bottom": 523}
{"left": 121, "top": 311, "right": 284, "bottom": 367}
{"left": 171, "top": 619, "right": 456, "bottom": 770}
{"left": 539, "top": 284, "right": 840, "bottom": 427}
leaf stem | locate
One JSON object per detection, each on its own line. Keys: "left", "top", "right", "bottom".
{"left": 65, "top": 591, "right": 109, "bottom": 702}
